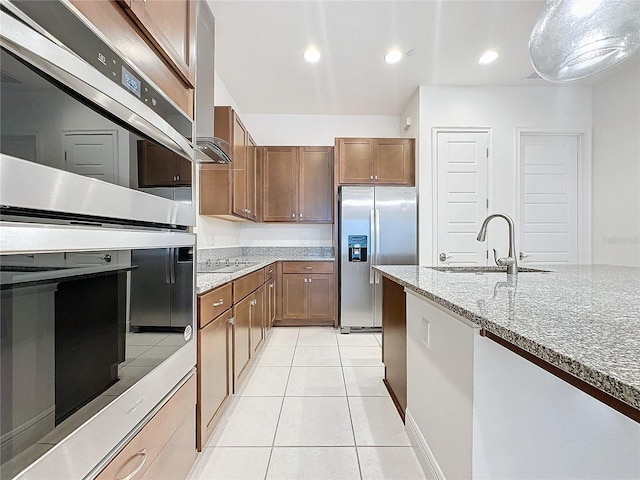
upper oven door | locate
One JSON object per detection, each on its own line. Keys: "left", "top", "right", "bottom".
{"left": 0, "top": 4, "right": 195, "bottom": 227}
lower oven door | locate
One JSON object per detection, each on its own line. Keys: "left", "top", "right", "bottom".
{"left": 0, "top": 222, "right": 195, "bottom": 480}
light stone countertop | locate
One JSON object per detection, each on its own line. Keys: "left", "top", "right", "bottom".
{"left": 374, "top": 264, "right": 640, "bottom": 411}
{"left": 196, "top": 256, "right": 335, "bottom": 294}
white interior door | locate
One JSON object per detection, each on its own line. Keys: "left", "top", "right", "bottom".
{"left": 436, "top": 131, "right": 489, "bottom": 265}
{"left": 519, "top": 134, "right": 578, "bottom": 264}
{"left": 63, "top": 131, "right": 117, "bottom": 183}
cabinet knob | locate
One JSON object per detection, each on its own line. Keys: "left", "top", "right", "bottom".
{"left": 304, "top": 278, "right": 308, "bottom": 283}
{"left": 229, "top": 317, "right": 235, "bottom": 325}
{"left": 176, "top": 175, "right": 180, "bottom": 181}
{"left": 292, "top": 213, "right": 296, "bottom": 218}
{"left": 370, "top": 175, "right": 373, "bottom": 180}
{"left": 308, "top": 278, "right": 312, "bottom": 283}
{"left": 374, "top": 175, "right": 378, "bottom": 180}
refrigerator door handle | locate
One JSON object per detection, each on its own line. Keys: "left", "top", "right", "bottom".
{"left": 375, "top": 208, "right": 381, "bottom": 265}
{"left": 165, "top": 248, "right": 172, "bottom": 284}
{"left": 169, "top": 248, "right": 176, "bottom": 284}
{"left": 369, "top": 208, "right": 375, "bottom": 284}
{"left": 375, "top": 208, "right": 381, "bottom": 283}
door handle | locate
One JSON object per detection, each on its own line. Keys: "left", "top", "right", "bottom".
{"left": 375, "top": 208, "right": 380, "bottom": 266}
{"left": 369, "top": 209, "right": 375, "bottom": 284}
{"left": 439, "top": 252, "right": 452, "bottom": 262}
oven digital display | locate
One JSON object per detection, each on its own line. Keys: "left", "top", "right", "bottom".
{"left": 121, "top": 66, "right": 141, "bottom": 98}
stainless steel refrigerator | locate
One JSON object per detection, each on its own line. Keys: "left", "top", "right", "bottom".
{"left": 339, "top": 186, "right": 417, "bottom": 331}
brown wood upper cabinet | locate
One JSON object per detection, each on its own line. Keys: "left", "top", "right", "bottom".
{"left": 118, "top": 0, "right": 196, "bottom": 88}
{"left": 262, "top": 146, "right": 333, "bottom": 223}
{"left": 137, "top": 140, "right": 192, "bottom": 187}
{"left": 335, "top": 138, "right": 415, "bottom": 186}
{"left": 69, "top": 0, "right": 194, "bottom": 117}
{"left": 199, "top": 107, "right": 257, "bottom": 221}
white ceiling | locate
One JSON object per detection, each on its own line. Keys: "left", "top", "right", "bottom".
{"left": 205, "top": 0, "right": 632, "bottom": 116}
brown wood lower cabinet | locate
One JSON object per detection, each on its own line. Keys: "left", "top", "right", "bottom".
{"left": 278, "top": 262, "right": 335, "bottom": 326}
{"left": 197, "top": 308, "right": 231, "bottom": 449}
{"left": 382, "top": 276, "right": 407, "bottom": 421}
{"left": 95, "top": 375, "right": 196, "bottom": 480}
{"left": 233, "top": 294, "right": 252, "bottom": 390}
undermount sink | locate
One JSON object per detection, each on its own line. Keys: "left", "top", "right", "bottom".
{"left": 424, "top": 266, "right": 551, "bottom": 273}
{"left": 198, "top": 259, "right": 259, "bottom": 274}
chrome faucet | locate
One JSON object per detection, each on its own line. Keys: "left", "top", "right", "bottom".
{"left": 477, "top": 213, "right": 518, "bottom": 275}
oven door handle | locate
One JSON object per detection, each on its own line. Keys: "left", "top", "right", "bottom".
{"left": 0, "top": 10, "right": 194, "bottom": 162}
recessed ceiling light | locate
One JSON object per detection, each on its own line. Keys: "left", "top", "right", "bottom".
{"left": 304, "top": 47, "right": 321, "bottom": 63}
{"left": 384, "top": 49, "right": 402, "bottom": 64}
{"left": 478, "top": 50, "right": 499, "bottom": 65}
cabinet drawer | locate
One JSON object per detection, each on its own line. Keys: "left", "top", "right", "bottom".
{"left": 95, "top": 375, "right": 195, "bottom": 480}
{"left": 198, "top": 283, "right": 232, "bottom": 328}
{"left": 264, "top": 263, "right": 276, "bottom": 280}
{"left": 233, "top": 269, "right": 264, "bottom": 303}
{"left": 282, "top": 261, "right": 334, "bottom": 274}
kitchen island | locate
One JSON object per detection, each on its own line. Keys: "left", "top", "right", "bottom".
{"left": 375, "top": 264, "right": 640, "bottom": 480}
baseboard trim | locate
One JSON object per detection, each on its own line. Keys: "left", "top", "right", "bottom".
{"left": 405, "top": 408, "right": 446, "bottom": 480}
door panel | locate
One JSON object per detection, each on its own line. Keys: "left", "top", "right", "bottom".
{"left": 64, "top": 132, "right": 117, "bottom": 183}
{"left": 251, "top": 287, "right": 264, "bottom": 354}
{"left": 375, "top": 140, "right": 408, "bottom": 184}
{"left": 282, "top": 274, "right": 307, "bottom": 319}
{"left": 436, "top": 131, "right": 489, "bottom": 266}
{"left": 263, "top": 147, "right": 298, "bottom": 221}
{"left": 299, "top": 147, "right": 332, "bottom": 222}
{"left": 307, "top": 274, "right": 335, "bottom": 319}
{"left": 233, "top": 296, "right": 251, "bottom": 390}
{"left": 338, "top": 138, "right": 373, "bottom": 183}
{"left": 519, "top": 134, "right": 578, "bottom": 264}
{"left": 232, "top": 115, "right": 247, "bottom": 217}
{"left": 339, "top": 186, "right": 375, "bottom": 328}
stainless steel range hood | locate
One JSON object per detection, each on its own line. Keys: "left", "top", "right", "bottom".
{"left": 195, "top": 137, "right": 232, "bottom": 163}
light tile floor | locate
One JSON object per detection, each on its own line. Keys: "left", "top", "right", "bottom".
{"left": 188, "top": 327, "right": 426, "bottom": 480}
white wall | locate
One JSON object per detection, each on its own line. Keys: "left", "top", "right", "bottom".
{"left": 417, "top": 85, "right": 592, "bottom": 264}
{"left": 591, "top": 62, "right": 640, "bottom": 267}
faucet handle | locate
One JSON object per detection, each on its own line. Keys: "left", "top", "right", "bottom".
{"left": 493, "top": 249, "right": 515, "bottom": 267}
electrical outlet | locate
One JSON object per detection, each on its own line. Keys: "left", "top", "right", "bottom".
{"left": 422, "top": 318, "right": 431, "bottom": 348}
{"left": 300, "top": 235, "right": 308, "bottom": 245}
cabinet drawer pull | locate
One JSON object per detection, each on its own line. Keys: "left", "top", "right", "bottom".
{"left": 213, "top": 299, "right": 225, "bottom": 307}
{"left": 268, "top": 269, "right": 273, "bottom": 274}
{"left": 303, "top": 266, "right": 313, "bottom": 270}
{"left": 118, "top": 449, "right": 147, "bottom": 480}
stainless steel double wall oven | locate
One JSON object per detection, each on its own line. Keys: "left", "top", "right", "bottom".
{"left": 1, "top": 1, "right": 196, "bottom": 478}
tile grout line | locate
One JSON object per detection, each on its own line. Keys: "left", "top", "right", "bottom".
{"left": 263, "top": 327, "right": 299, "bottom": 479}
{"left": 338, "top": 331, "right": 364, "bottom": 480}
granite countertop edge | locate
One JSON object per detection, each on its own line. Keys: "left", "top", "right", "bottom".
{"left": 374, "top": 266, "right": 640, "bottom": 412}
{"left": 196, "top": 256, "right": 335, "bottom": 294}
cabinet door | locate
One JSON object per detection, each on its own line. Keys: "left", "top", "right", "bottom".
{"left": 263, "top": 147, "right": 298, "bottom": 221}
{"left": 198, "top": 309, "right": 231, "bottom": 448}
{"left": 374, "top": 138, "right": 414, "bottom": 185}
{"left": 137, "top": 140, "right": 184, "bottom": 187}
{"left": 307, "top": 274, "right": 335, "bottom": 320}
{"left": 232, "top": 114, "right": 248, "bottom": 217}
{"left": 337, "top": 138, "right": 373, "bottom": 184}
{"left": 251, "top": 286, "right": 265, "bottom": 354}
{"left": 299, "top": 147, "right": 333, "bottom": 223}
{"left": 122, "top": 0, "right": 196, "bottom": 87}
{"left": 267, "top": 280, "right": 276, "bottom": 330}
{"left": 233, "top": 296, "right": 251, "bottom": 391}
{"left": 70, "top": 0, "right": 193, "bottom": 117}
{"left": 246, "top": 136, "right": 257, "bottom": 220}
{"left": 282, "top": 274, "right": 307, "bottom": 319}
